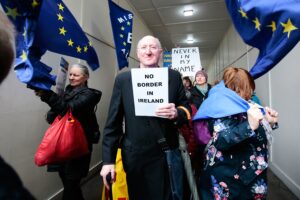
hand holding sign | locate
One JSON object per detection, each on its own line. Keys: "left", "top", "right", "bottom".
{"left": 131, "top": 68, "right": 168, "bottom": 116}
{"left": 155, "top": 103, "right": 178, "bottom": 120}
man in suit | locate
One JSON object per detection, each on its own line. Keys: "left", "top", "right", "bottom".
{"left": 0, "top": 10, "right": 35, "bottom": 199}
{"left": 100, "top": 35, "right": 190, "bottom": 200}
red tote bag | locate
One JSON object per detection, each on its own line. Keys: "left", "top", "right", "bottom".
{"left": 35, "top": 110, "right": 89, "bottom": 166}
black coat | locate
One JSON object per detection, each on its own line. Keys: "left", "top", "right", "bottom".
{"left": 102, "top": 68, "right": 190, "bottom": 164}
{"left": 189, "top": 84, "right": 212, "bottom": 109}
{"left": 40, "top": 85, "right": 101, "bottom": 178}
{"left": 102, "top": 68, "right": 190, "bottom": 199}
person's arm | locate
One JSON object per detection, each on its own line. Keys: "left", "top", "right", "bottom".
{"left": 100, "top": 76, "right": 124, "bottom": 189}
{"left": 35, "top": 88, "right": 101, "bottom": 121}
{"left": 212, "top": 118, "right": 256, "bottom": 151}
{"left": 40, "top": 89, "right": 100, "bottom": 113}
{"left": 213, "top": 106, "right": 264, "bottom": 150}
{"left": 174, "top": 71, "right": 191, "bottom": 126}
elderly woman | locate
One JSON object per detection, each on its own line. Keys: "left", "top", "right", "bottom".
{"left": 35, "top": 64, "right": 101, "bottom": 200}
{"left": 194, "top": 67, "right": 278, "bottom": 200}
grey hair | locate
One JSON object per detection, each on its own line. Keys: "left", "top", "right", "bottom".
{"left": 137, "top": 35, "right": 162, "bottom": 49}
{"left": 70, "top": 63, "right": 90, "bottom": 78}
{"left": 70, "top": 63, "right": 89, "bottom": 86}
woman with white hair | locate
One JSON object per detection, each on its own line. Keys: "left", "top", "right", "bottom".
{"left": 35, "top": 64, "right": 102, "bottom": 200}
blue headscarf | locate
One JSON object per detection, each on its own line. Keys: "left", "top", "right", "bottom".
{"left": 193, "top": 81, "right": 250, "bottom": 120}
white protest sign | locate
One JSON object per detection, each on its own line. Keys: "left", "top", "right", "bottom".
{"left": 131, "top": 68, "right": 169, "bottom": 117}
{"left": 56, "top": 57, "right": 69, "bottom": 96}
{"left": 171, "top": 47, "right": 202, "bottom": 76}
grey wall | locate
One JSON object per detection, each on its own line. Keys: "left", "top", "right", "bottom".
{"left": 207, "top": 25, "right": 300, "bottom": 199}
{"left": 0, "top": 0, "right": 152, "bottom": 199}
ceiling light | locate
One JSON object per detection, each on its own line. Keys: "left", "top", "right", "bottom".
{"left": 183, "top": 9, "right": 194, "bottom": 17}
{"left": 186, "top": 39, "right": 194, "bottom": 44}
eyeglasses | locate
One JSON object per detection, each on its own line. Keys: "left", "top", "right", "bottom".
{"left": 138, "top": 46, "right": 160, "bottom": 52}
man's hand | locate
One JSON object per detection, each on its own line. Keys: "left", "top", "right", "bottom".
{"left": 155, "top": 103, "right": 178, "bottom": 120}
{"left": 100, "top": 164, "right": 116, "bottom": 190}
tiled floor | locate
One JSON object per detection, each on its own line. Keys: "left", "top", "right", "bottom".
{"left": 81, "top": 170, "right": 299, "bottom": 200}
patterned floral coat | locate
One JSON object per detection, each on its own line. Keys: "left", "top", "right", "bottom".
{"left": 199, "top": 113, "right": 269, "bottom": 200}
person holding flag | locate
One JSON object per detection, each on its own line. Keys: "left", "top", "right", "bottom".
{"left": 34, "top": 64, "right": 102, "bottom": 200}
{"left": 194, "top": 67, "right": 278, "bottom": 199}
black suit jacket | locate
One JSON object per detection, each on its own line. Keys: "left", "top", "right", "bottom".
{"left": 102, "top": 68, "right": 190, "bottom": 164}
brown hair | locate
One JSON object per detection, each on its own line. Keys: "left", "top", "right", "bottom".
{"left": 223, "top": 67, "right": 255, "bottom": 100}
{"left": 182, "top": 76, "right": 192, "bottom": 87}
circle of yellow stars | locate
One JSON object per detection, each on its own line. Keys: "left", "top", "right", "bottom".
{"left": 238, "top": 7, "right": 298, "bottom": 38}
{"left": 56, "top": 3, "right": 91, "bottom": 54}
{"left": 4, "top": 0, "right": 93, "bottom": 62}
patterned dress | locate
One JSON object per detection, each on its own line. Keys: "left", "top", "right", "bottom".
{"left": 199, "top": 113, "right": 269, "bottom": 200}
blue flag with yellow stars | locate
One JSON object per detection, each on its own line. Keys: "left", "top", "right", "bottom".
{"left": 0, "top": 0, "right": 56, "bottom": 90}
{"left": 0, "top": 0, "right": 99, "bottom": 90}
{"left": 35, "top": 0, "right": 99, "bottom": 70}
{"left": 225, "top": 0, "right": 300, "bottom": 79}
{"left": 193, "top": 81, "right": 250, "bottom": 120}
{"left": 108, "top": 0, "right": 133, "bottom": 70}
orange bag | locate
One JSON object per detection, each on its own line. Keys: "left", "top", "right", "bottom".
{"left": 34, "top": 110, "right": 89, "bottom": 166}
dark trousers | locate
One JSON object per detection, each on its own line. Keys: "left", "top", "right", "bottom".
{"left": 121, "top": 142, "right": 172, "bottom": 200}
{"left": 58, "top": 171, "right": 84, "bottom": 200}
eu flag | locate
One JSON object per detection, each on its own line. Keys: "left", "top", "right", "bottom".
{"left": 0, "top": 0, "right": 100, "bottom": 90}
{"left": 35, "top": 0, "right": 99, "bottom": 70}
{"left": 225, "top": 0, "right": 300, "bottom": 79}
{"left": 0, "top": 0, "right": 56, "bottom": 90}
{"left": 108, "top": 0, "right": 133, "bottom": 70}
{"left": 193, "top": 81, "right": 249, "bottom": 120}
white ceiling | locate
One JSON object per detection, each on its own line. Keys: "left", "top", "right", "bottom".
{"left": 127, "top": 0, "right": 231, "bottom": 68}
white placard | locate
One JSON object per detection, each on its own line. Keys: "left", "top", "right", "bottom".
{"left": 56, "top": 57, "right": 69, "bottom": 96}
{"left": 131, "top": 68, "right": 169, "bottom": 116}
{"left": 171, "top": 47, "right": 202, "bottom": 76}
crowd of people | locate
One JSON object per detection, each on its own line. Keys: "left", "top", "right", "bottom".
{"left": 1, "top": 7, "right": 279, "bottom": 199}
{"left": 100, "top": 35, "right": 278, "bottom": 200}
